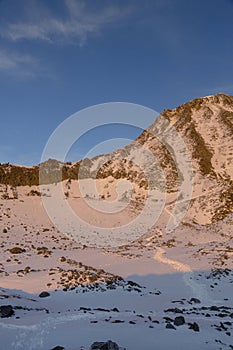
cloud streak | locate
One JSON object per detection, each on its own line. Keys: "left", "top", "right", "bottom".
{"left": 0, "top": 0, "right": 132, "bottom": 77}
{"left": 2, "top": 0, "right": 132, "bottom": 45}
{"left": 0, "top": 49, "right": 39, "bottom": 77}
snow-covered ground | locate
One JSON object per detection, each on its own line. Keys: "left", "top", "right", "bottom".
{"left": 0, "top": 182, "right": 233, "bottom": 350}
{"left": 1, "top": 267, "right": 233, "bottom": 350}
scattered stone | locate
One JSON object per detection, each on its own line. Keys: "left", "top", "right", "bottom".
{"left": 51, "top": 347, "right": 65, "bottom": 350}
{"left": 166, "top": 323, "right": 176, "bottom": 330}
{"left": 189, "top": 322, "right": 200, "bottom": 332}
{"left": 220, "top": 322, "right": 227, "bottom": 331}
{"left": 111, "top": 320, "right": 125, "bottom": 323}
{"left": 111, "top": 307, "right": 119, "bottom": 312}
{"left": 210, "top": 306, "right": 219, "bottom": 311}
{"left": 165, "top": 307, "right": 183, "bottom": 314}
{"left": 9, "top": 247, "right": 25, "bottom": 254}
{"left": 174, "top": 316, "right": 185, "bottom": 326}
{"left": 0, "top": 305, "right": 14, "bottom": 318}
{"left": 39, "top": 291, "right": 50, "bottom": 298}
{"left": 94, "top": 308, "right": 110, "bottom": 312}
{"left": 163, "top": 317, "right": 173, "bottom": 322}
{"left": 79, "top": 307, "right": 92, "bottom": 311}
{"left": 90, "top": 340, "right": 119, "bottom": 349}
{"left": 190, "top": 298, "right": 201, "bottom": 304}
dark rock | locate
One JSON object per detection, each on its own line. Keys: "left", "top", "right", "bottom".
{"left": 9, "top": 247, "right": 26, "bottom": 254}
{"left": 0, "top": 305, "right": 14, "bottom": 318}
{"left": 80, "top": 307, "right": 92, "bottom": 311}
{"left": 210, "top": 306, "right": 219, "bottom": 311}
{"left": 39, "top": 291, "right": 50, "bottom": 298}
{"left": 220, "top": 322, "right": 227, "bottom": 331}
{"left": 94, "top": 308, "right": 110, "bottom": 312}
{"left": 51, "top": 347, "right": 65, "bottom": 350}
{"left": 90, "top": 340, "right": 119, "bottom": 349}
{"left": 163, "top": 317, "right": 173, "bottom": 322}
{"left": 166, "top": 323, "right": 176, "bottom": 330}
{"left": 111, "top": 308, "right": 119, "bottom": 312}
{"left": 190, "top": 298, "right": 201, "bottom": 304}
{"left": 217, "top": 313, "right": 228, "bottom": 318}
{"left": 174, "top": 316, "right": 185, "bottom": 326}
{"left": 164, "top": 307, "right": 183, "bottom": 314}
{"left": 189, "top": 322, "right": 200, "bottom": 332}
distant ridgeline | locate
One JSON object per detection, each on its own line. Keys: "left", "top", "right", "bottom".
{"left": 0, "top": 159, "right": 81, "bottom": 186}
{"left": 0, "top": 156, "right": 149, "bottom": 188}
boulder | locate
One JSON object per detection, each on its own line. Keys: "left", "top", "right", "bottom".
{"left": 9, "top": 247, "right": 25, "bottom": 254}
{"left": 0, "top": 305, "right": 14, "bottom": 318}
{"left": 174, "top": 316, "right": 185, "bottom": 326}
{"left": 39, "top": 291, "right": 50, "bottom": 298}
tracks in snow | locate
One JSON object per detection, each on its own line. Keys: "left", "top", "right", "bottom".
{"left": 153, "top": 247, "right": 212, "bottom": 303}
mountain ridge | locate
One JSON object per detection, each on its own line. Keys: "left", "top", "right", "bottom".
{"left": 1, "top": 93, "right": 233, "bottom": 225}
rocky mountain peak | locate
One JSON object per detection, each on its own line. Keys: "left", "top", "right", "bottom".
{"left": 1, "top": 94, "right": 233, "bottom": 225}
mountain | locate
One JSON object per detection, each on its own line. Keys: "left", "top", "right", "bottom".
{"left": 1, "top": 93, "right": 233, "bottom": 226}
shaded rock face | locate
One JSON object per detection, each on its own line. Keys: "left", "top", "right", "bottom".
{"left": 0, "top": 305, "right": 14, "bottom": 318}
{"left": 90, "top": 340, "right": 120, "bottom": 350}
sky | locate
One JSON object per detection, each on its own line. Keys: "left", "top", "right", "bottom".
{"left": 1, "top": 0, "right": 233, "bottom": 165}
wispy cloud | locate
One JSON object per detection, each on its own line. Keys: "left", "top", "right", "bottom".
{"left": 0, "top": 0, "right": 132, "bottom": 78}
{"left": 0, "top": 49, "right": 39, "bottom": 77}
{"left": 2, "top": 0, "right": 132, "bottom": 46}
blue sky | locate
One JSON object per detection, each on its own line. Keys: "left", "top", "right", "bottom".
{"left": 1, "top": 0, "right": 233, "bottom": 165}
